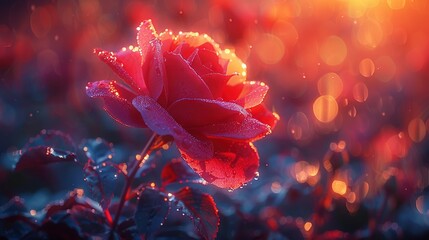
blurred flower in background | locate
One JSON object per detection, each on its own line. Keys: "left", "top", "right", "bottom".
{"left": 1, "top": 0, "right": 429, "bottom": 238}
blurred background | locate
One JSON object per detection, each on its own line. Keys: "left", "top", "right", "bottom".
{"left": 1, "top": 0, "right": 429, "bottom": 238}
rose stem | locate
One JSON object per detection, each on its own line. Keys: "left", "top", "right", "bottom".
{"left": 108, "top": 133, "right": 158, "bottom": 239}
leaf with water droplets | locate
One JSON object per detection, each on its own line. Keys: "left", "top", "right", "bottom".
{"left": 173, "top": 187, "right": 219, "bottom": 240}
{"left": 42, "top": 190, "right": 107, "bottom": 238}
{"left": 14, "top": 146, "right": 76, "bottom": 171}
{"left": 24, "top": 129, "right": 76, "bottom": 152}
{"left": 84, "top": 162, "right": 120, "bottom": 209}
{"left": 161, "top": 158, "right": 202, "bottom": 187}
{"left": 0, "top": 197, "right": 36, "bottom": 239}
{"left": 135, "top": 188, "right": 169, "bottom": 238}
{"left": 44, "top": 189, "right": 102, "bottom": 220}
{"left": 80, "top": 138, "right": 114, "bottom": 165}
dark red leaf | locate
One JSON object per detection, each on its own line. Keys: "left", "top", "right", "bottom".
{"left": 135, "top": 188, "right": 169, "bottom": 237}
{"left": 14, "top": 146, "right": 76, "bottom": 171}
{"left": 44, "top": 189, "right": 103, "bottom": 220}
{"left": 173, "top": 187, "right": 219, "bottom": 240}
{"left": 161, "top": 158, "right": 201, "bottom": 187}
{"left": 180, "top": 140, "right": 259, "bottom": 190}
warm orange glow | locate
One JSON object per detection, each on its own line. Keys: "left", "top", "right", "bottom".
{"left": 319, "top": 36, "right": 347, "bottom": 66}
{"left": 294, "top": 161, "right": 309, "bottom": 183}
{"left": 220, "top": 49, "right": 246, "bottom": 85}
{"left": 317, "top": 72, "right": 343, "bottom": 98}
{"left": 387, "top": 0, "right": 406, "bottom": 9}
{"left": 357, "top": 19, "right": 383, "bottom": 49}
{"left": 304, "top": 222, "right": 312, "bottom": 231}
{"left": 347, "top": 0, "right": 367, "bottom": 18}
{"left": 256, "top": 34, "right": 285, "bottom": 65}
{"left": 374, "top": 56, "right": 396, "bottom": 82}
{"left": 359, "top": 58, "right": 375, "bottom": 78}
{"left": 352, "top": 82, "right": 369, "bottom": 103}
{"left": 332, "top": 180, "right": 347, "bottom": 195}
{"left": 408, "top": 118, "right": 426, "bottom": 143}
{"left": 313, "top": 95, "right": 339, "bottom": 123}
{"left": 272, "top": 21, "right": 298, "bottom": 47}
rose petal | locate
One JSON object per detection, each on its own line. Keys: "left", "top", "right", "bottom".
{"left": 137, "top": 20, "right": 157, "bottom": 60}
{"left": 192, "top": 115, "right": 271, "bottom": 141}
{"left": 168, "top": 98, "right": 248, "bottom": 128}
{"left": 248, "top": 105, "right": 279, "bottom": 129}
{"left": 175, "top": 32, "right": 221, "bottom": 51}
{"left": 181, "top": 140, "right": 259, "bottom": 190}
{"left": 198, "top": 49, "right": 224, "bottom": 74}
{"left": 221, "top": 84, "right": 244, "bottom": 101}
{"left": 132, "top": 96, "right": 213, "bottom": 160}
{"left": 219, "top": 50, "right": 246, "bottom": 86}
{"left": 234, "top": 81, "right": 269, "bottom": 108}
{"left": 190, "top": 51, "right": 214, "bottom": 76}
{"left": 173, "top": 42, "right": 195, "bottom": 59}
{"left": 142, "top": 39, "right": 166, "bottom": 100}
{"left": 86, "top": 81, "right": 146, "bottom": 128}
{"left": 94, "top": 49, "right": 146, "bottom": 93}
{"left": 197, "top": 42, "right": 217, "bottom": 52}
{"left": 164, "top": 53, "right": 213, "bottom": 104}
{"left": 201, "top": 73, "right": 232, "bottom": 99}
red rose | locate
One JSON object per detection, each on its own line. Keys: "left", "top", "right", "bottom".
{"left": 86, "top": 20, "right": 278, "bottom": 189}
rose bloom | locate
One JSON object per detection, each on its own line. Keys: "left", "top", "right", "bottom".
{"left": 86, "top": 20, "right": 278, "bottom": 189}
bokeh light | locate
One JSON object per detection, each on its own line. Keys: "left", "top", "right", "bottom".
{"left": 359, "top": 58, "right": 375, "bottom": 78}
{"left": 317, "top": 72, "right": 343, "bottom": 98}
{"left": 319, "top": 35, "right": 347, "bottom": 66}
{"left": 313, "top": 95, "right": 339, "bottom": 123}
